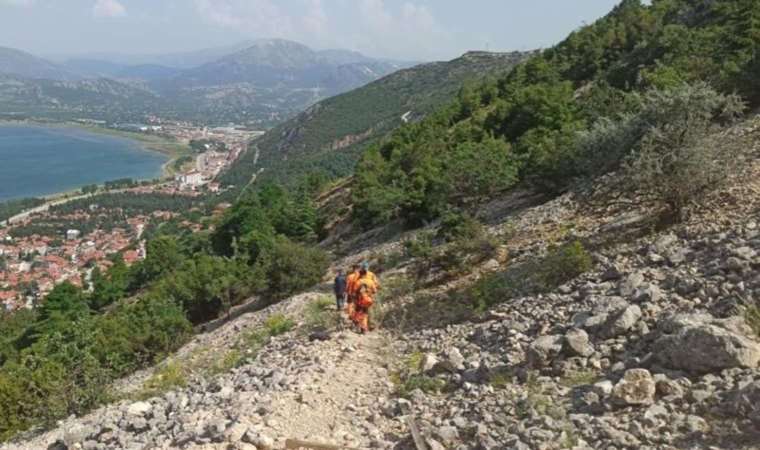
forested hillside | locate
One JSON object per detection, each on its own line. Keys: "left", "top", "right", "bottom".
{"left": 219, "top": 51, "right": 530, "bottom": 188}
{"left": 353, "top": 0, "right": 760, "bottom": 227}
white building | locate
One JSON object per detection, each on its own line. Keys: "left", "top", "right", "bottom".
{"left": 176, "top": 171, "right": 204, "bottom": 190}
{"left": 66, "top": 229, "right": 81, "bottom": 240}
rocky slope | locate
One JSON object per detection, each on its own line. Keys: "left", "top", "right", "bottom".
{"left": 4, "top": 118, "right": 760, "bottom": 450}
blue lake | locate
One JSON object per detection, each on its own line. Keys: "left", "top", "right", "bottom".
{"left": 0, "top": 124, "right": 168, "bottom": 202}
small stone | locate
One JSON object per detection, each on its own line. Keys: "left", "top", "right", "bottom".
{"left": 126, "top": 401, "right": 152, "bottom": 417}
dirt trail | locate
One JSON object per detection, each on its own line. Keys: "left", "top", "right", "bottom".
{"left": 261, "top": 329, "right": 397, "bottom": 446}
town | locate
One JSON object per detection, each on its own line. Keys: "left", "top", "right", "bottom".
{"left": 0, "top": 122, "right": 258, "bottom": 311}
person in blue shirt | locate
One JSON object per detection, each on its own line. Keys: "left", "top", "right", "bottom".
{"left": 333, "top": 269, "right": 347, "bottom": 311}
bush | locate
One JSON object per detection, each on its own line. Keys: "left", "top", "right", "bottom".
{"left": 431, "top": 232, "right": 498, "bottom": 275}
{"left": 437, "top": 210, "right": 485, "bottom": 243}
{"left": 264, "top": 314, "right": 295, "bottom": 336}
{"left": 136, "top": 361, "right": 187, "bottom": 400}
{"left": 469, "top": 272, "right": 519, "bottom": 312}
{"left": 395, "top": 374, "right": 447, "bottom": 398}
{"left": 538, "top": 241, "right": 593, "bottom": 289}
{"left": 623, "top": 84, "right": 745, "bottom": 218}
{"left": 573, "top": 83, "right": 745, "bottom": 218}
{"left": 257, "top": 237, "right": 329, "bottom": 301}
{"left": 467, "top": 240, "right": 592, "bottom": 312}
{"left": 403, "top": 232, "right": 435, "bottom": 259}
{"left": 304, "top": 297, "right": 336, "bottom": 331}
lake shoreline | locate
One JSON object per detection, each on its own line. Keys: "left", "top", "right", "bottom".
{"left": 0, "top": 122, "right": 180, "bottom": 206}
{"left": 0, "top": 119, "right": 188, "bottom": 162}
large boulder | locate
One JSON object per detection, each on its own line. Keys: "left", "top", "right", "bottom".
{"left": 526, "top": 335, "right": 564, "bottom": 368}
{"left": 563, "top": 328, "right": 594, "bottom": 357}
{"left": 599, "top": 305, "right": 642, "bottom": 339}
{"left": 611, "top": 369, "right": 656, "bottom": 406}
{"left": 655, "top": 314, "right": 760, "bottom": 375}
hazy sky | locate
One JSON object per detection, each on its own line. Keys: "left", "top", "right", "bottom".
{"left": 0, "top": 0, "right": 622, "bottom": 61}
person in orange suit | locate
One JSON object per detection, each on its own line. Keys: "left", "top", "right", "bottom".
{"left": 345, "top": 263, "right": 361, "bottom": 318}
{"left": 351, "top": 262, "right": 380, "bottom": 333}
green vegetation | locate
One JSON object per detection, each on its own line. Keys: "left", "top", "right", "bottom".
{"left": 135, "top": 361, "right": 188, "bottom": 400}
{"left": 620, "top": 84, "right": 745, "bottom": 218}
{"left": 353, "top": 0, "right": 760, "bottom": 228}
{"left": 407, "top": 214, "right": 499, "bottom": 278}
{"left": 391, "top": 351, "right": 447, "bottom": 398}
{"left": 221, "top": 51, "right": 529, "bottom": 189}
{"left": 0, "top": 177, "right": 328, "bottom": 440}
{"left": 0, "top": 287, "right": 192, "bottom": 441}
{"left": 538, "top": 241, "right": 593, "bottom": 289}
{"left": 745, "top": 304, "right": 760, "bottom": 339}
{"left": 468, "top": 240, "right": 592, "bottom": 312}
{"left": 263, "top": 314, "right": 295, "bottom": 336}
{"left": 304, "top": 297, "right": 337, "bottom": 331}
{"left": 0, "top": 197, "right": 45, "bottom": 223}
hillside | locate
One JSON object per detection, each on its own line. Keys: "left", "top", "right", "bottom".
{"left": 0, "top": 40, "right": 410, "bottom": 126}
{"left": 3, "top": 1, "right": 760, "bottom": 449}
{"left": 167, "top": 40, "right": 404, "bottom": 89}
{"left": 0, "top": 47, "right": 77, "bottom": 81}
{"left": 0, "top": 75, "right": 162, "bottom": 122}
{"left": 5, "top": 116, "right": 760, "bottom": 450}
{"left": 219, "top": 50, "right": 530, "bottom": 188}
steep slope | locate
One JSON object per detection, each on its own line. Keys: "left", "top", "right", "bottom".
{"left": 348, "top": 0, "right": 760, "bottom": 229}
{"left": 154, "top": 39, "right": 409, "bottom": 127}
{"left": 7, "top": 117, "right": 760, "bottom": 450}
{"left": 0, "top": 47, "right": 77, "bottom": 81}
{"left": 219, "top": 50, "right": 530, "bottom": 188}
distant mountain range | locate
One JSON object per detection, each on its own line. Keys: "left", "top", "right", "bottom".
{"left": 0, "top": 40, "right": 414, "bottom": 126}
{"left": 0, "top": 47, "right": 79, "bottom": 81}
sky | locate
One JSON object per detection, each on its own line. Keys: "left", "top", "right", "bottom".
{"left": 0, "top": 0, "right": 622, "bottom": 62}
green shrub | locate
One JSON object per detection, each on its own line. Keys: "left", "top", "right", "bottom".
{"left": 264, "top": 314, "right": 295, "bottom": 336}
{"left": 437, "top": 210, "right": 484, "bottom": 243}
{"left": 467, "top": 240, "right": 592, "bottom": 312}
{"left": 431, "top": 232, "right": 498, "bottom": 275}
{"left": 257, "top": 237, "right": 329, "bottom": 301}
{"left": 745, "top": 304, "right": 760, "bottom": 338}
{"left": 469, "top": 272, "right": 518, "bottom": 312}
{"left": 137, "top": 361, "right": 187, "bottom": 400}
{"left": 395, "top": 374, "right": 447, "bottom": 398}
{"left": 623, "top": 84, "right": 745, "bottom": 218}
{"left": 305, "top": 297, "right": 336, "bottom": 331}
{"left": 403, "top": 231, "right": 435, "bottom": 259}
{"left": 0, "top": 373, "right": 27, "bottom": 442}
{"left": 538, "top": 241, "right": 593, "bottom": 289}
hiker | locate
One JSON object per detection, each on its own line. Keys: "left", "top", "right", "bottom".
{"left": 333, "top": 269, "right": 347, "bottom": 310}
{"left": 345, "top": 263, "right": 361, "bottom": 317}
{"left": 351, "top": 261, "right": 380, "bottom": 333}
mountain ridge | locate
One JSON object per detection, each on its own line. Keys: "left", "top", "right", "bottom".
{"left": 0, "top": 39, "right": 416, "bottom": 126}
{"left": 219, "top": 50, "right": 532, "bottom": 188}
